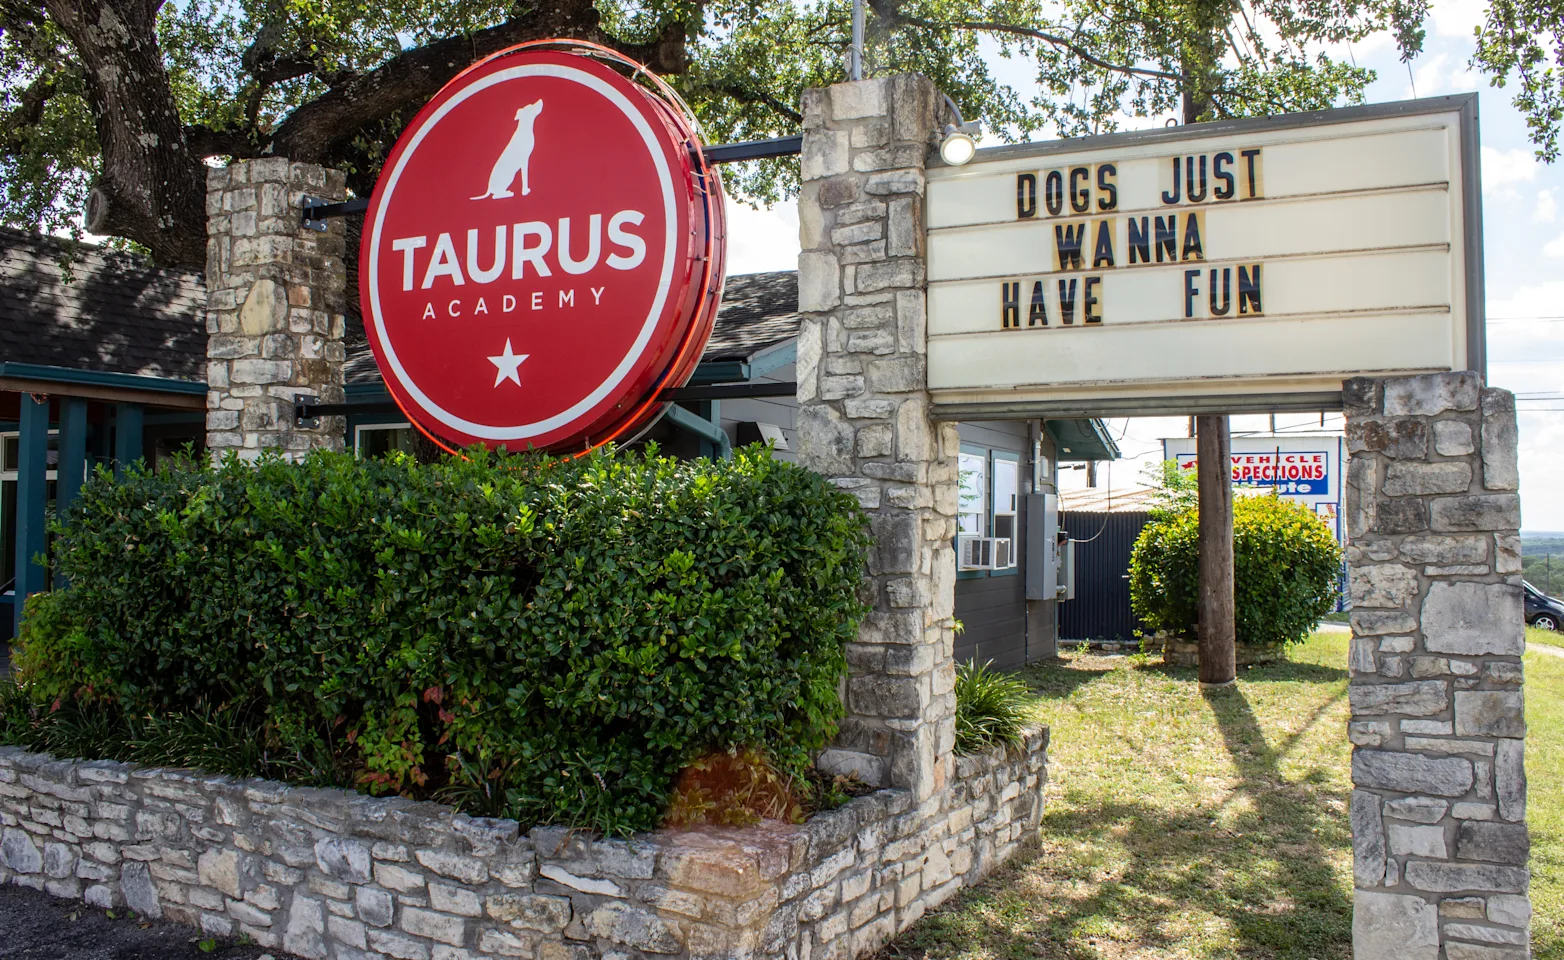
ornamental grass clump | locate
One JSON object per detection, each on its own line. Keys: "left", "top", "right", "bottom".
{"left": 954, "top": 660, "right": 1036, "bottom": 754}
{"left": 1128, "top": 492, "right": 1343, "bottom": 649}
{"left": 3, "top": 445, "right": 870, "bottom": 835}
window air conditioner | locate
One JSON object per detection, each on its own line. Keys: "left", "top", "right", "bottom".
{"left": 992, "top": 537, "right": 1014, "bottom": 569}
{"left": 958, "top": 534, "right": 992, "bottom": 570}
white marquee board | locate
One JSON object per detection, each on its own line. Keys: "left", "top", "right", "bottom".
{"left": 924, "top": 96, "right": 1484, "bottom": 419}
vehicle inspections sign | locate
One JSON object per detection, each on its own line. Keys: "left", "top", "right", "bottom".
{"left": 923, "top": 96, "right": 1484, "bottom": 419}
{"left": 359, "top": 46, "right": 724, "bottom": 453}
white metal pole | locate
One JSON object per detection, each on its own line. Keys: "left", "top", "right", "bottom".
{"left": 850, "top": 0, "right": 864, "bottom": 80}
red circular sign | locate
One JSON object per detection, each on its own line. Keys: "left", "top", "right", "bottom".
{"left": 361, "top": 46, "right": 724, "bottom": 453}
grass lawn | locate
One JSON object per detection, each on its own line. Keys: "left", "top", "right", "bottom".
{"left": 1529, "top": 624, "right": 1564, "bottom": 650}
{"left": 879, "top": 632, "right": 1562, "bottom": 960}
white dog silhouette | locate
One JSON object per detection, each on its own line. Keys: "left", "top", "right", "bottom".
{"left": 472, "top": 100, "right": 543, "bottom": 200}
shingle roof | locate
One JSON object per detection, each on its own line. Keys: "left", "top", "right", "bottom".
{"left": 0, "top": 228, "right": 207, "bottom": 383}
{"left": 344, "top": 269, "right": 802, "bottom": 384}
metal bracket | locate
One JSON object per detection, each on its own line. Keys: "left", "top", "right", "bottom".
{"left": 294, "top": 394, "right": 321, "bottom": 428}
{"left": 301, "top": 196, "right": 371, "bottom": 231}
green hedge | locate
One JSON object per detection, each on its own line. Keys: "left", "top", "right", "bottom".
{"left": 5, "top": 447, "right": 869, "bottom": 834}
{"left": 1128, "top": 493, "right": 1342, "bottom": 648}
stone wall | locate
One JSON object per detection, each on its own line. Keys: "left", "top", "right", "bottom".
{"left": 794, "top": 75, "right": 959, "bottom": 803}
{"left": 205, "top": 159, "right": 349, "bottom": 462}
{"left": 0, "top": 732, "right": 1045, "bottom": 960}
{"left": 1343, "top": 371, "right": 1531, "bottom": 960}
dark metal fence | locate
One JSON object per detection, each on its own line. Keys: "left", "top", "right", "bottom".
{"left": 1058, "top": 510, "right": 1152, "bottom": 644}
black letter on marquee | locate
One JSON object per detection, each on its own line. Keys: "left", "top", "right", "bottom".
{"left": 1029, "top": 281, "right": 1049, "bottom": 326}
{"left": 1209, "top": 267, "right": 1231, "bottom": 316}
{"left": 1238, "top": 264, "right": 1263, "bottom": 314}
{"left": 1128, "top": 217, "right": 1151, "bottom": 264}
{"left": 1092, "top": 219, "right": 1115, "bottom": 268}
{"left": 1186, "top": 155, "right": 1208, "bottom": 203}
{"left": 1213, "top": 151, "right": 1235, "bottom": 200}
{"left": 1096, "top": 163, "right": 1118, "bottom": 211}
{"left": 1241, "top": 149, "right": 1262, "bottom": 198}
{"left": 1070, "top": 166, "right": 1091, "bottom": 213}
{"left": 1002, "top": 281, "right": 1021, "bottom": 328}
{"left": 1058, "top": 278, "right": 1079, "bottom": 325}
{"left": 1084, "top": 276, "right": 1102, "bottom": 323}
{"left": 1181, "top": 213, "right": 1204, "bottom": 261}
{"left": 1184, "top": 269, "right": 1201, "bottom": 318}
{"left": 1017, "top": 173, "right": 1037, "bottom": 219}
{"left": 1055, "top": 222, "right": 1087, "bottom": 271}
{"left": 1162, "top": 157, "right": 1182, "bottom": 204}
{"left": 1155, "top": 216, "right": 1178, "bottom": 263}
{"left": 1044, "top": 170, "right": 1065, "bottom": 216}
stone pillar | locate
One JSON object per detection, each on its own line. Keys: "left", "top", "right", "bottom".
{"left": 1343, "top": 372, "right": 1530, "bottom": 960}
{"left": 796, "top": 76, "right": 958, "bottom": 801}
{"left": 204, "top": 159, "right": 348, "bottom": 461}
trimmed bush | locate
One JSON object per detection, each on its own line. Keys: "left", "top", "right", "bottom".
{"left": 6, "top": 446, "right": 869, "bottom": 834}
{"left": 953, "top": 660, "right": 1035, "bottom": 754}
{"left": 1128, "top": 493, "right": 1342, "bottom": 649}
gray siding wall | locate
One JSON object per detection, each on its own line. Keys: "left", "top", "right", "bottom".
{"left": 719, "top": 362, "right": 797, "bottom": 463}
{"left": 954, "top": 420, "right": 1034, "bottom": 669}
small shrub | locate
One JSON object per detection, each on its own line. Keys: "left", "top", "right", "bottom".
{"left": 1129, "top": 492, "right": 1342, "bottom": 648}
{"left": 7, "top": 445, "right": 870, "bottom": 835}
{"left": 954, "top": 660, "right": 1035, "bottom": 754}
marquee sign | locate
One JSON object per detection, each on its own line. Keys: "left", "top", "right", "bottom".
{"left": 360, "top": 44, "right": 725, "bottom": 453}
{"left": 924, "top": 96, "right": 1483, "bottom": 418}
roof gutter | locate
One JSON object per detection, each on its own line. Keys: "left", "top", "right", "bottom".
{"left": 0, "top": 363, "right": 207, "bottom": 410}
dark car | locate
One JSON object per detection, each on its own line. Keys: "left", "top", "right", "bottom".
{"left": 1524, "top": 580, "right": 1564, "bottom": 631}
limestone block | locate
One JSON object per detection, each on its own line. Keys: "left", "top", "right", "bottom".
{"left": 355, "top": 886, "right": 394, "bottom": 927}
{"left": 1422, "top": 582, "right": 1524, "bottom": 656}
{"left": 121, "top": 860, "right": 162, "bottom": 918}
{"left": 1353, "top": 611, "right": 1418, "bottom": 635}
{"left": 1444, "top": 944, "right": 1528, "bottom": 960}
{"left": 1375, "top": 498, "right": 1430, "bottom": 533}
{"left": 1457, "top": 821, "right": 1529, "bottom": 865}
{"left": 1353, "top": 750, "right": 1473, "bottom": 797}
{"left": 586, "top": 903, "right": 684, "bottom": 954}
{"left": 799, "top": 250, "right": 842, "bottom": 312}
{"left": 832, "top": 79, "right": 889, "bottom": 120}
{"left": 1401, "top": 861, "right": 1528, "bottom": 894}
{"left": 1383, "top": 461, "right": 1473, "bottom": 496}
{"left": 239, "top": 279, "right": 287, "bottom": 335}
{"left": 1430, "top": 495, "right": 1521, "bottom": 533}
{"left": 1352, "top": 791, "right": 1386, "bottom": 886}
{"left": 1487, "top": 893, "right": 1532, "bottom": 927}
{"left": 1495, "top": 534, "right": 1523, "bottom": 574}
{"left": 2, "top": 827, "right": 42, "bottom": 873}
{"left": 1352, "top": 890, "right": 1439, "bottom": 960}
{"left": 1455, "top": 691, "right": 1525, "bottom": 738}
{"left": 1388, "top": 823, "right": 1447, "bottom": 858}
{"left": 1435, "top": 420, "right": 1477, "bottom": 456}
{"left": 283, "top": 892, "right": 327, "bottom": 958}
{"left": 1481, "top": 389, "right": 1520, "bottom": 491}
{"left": 1495, "top": 739, "right": 1525, "bottom": 822}
{"left": 1384, "top": 796, "right": 1448, "bottom": 824}
{"left": 314, "top": 837, "right": 371, "bottom": 884}
{"left": 796, "top": 404, "right": 857, "bottom": 476}
{"left": 1348, "top": 680, "right": 1449, "bottom": 717}
{"left": 1383, "top": 372, "right": 1480, "bottom": 416}
{"left": 1348, "top": 418, "right": 1428, "bottom": 458}
{"left": 401, "top": 906, "right": 466, "bottom": 945}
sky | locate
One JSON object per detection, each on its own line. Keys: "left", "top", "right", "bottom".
{"left": 716, "top": 1, "right": 1564, "bottom": 534}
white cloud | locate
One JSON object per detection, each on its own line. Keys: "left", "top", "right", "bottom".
{"left": 1482, "top": 146, "right": 1541, "bottom": 200}
{"left": 1430, "top": 0, "right": 1488, "bottom": 38}
{"left": 1546, "top": 232, "right": 1564, "bottom": 258}
{"left": 1538, "top": 189, "right": 1558, "bottom": 224}
{"left": 723, "top": 199, "right": 800, "bottom": 275}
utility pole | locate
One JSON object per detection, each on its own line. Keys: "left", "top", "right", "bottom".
{"left": 1196, "top": 415, "right": 1237, "bottom": 686}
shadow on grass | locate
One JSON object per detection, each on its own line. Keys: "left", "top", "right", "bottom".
{"left": 1132, "top": 658, "right": 1348, "bottom": 685}
{"left": 881, "top": 670, "right": 1352, "bottom": 960}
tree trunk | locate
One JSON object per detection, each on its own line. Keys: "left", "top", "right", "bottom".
{"left": 1196, "top": 414, "right": 1236, "bottom": 686}
{"left": 43, "top": 0, "right": 207, "bottom": 268}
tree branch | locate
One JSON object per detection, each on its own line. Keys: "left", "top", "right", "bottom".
{"left": 866, "top": 0, "right": 1181, "bottom": 82}
{"left": 184, "top": 125, "right": 261, "bottom": 160}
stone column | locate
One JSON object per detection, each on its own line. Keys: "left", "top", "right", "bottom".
{"left": 795, "top": 75, "right": 958, "bottom": 802}
{"left": 204, "top": 159, "right": 348, "bottom": 461}
{"left": 1343, "top": 372, "right": 1530, "bottom": 960}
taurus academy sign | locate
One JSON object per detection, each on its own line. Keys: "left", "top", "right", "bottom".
{"left": 361, "top": 46, "right": 725, "bottom": 452}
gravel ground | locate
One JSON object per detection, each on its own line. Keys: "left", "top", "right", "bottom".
{"left": 0, "top": 883, "right": 299, "bottom": 959}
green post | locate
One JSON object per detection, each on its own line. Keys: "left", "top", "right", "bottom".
{"left": 13, "top": 394, "right": 49, "bottom": 636}
{"left": 114, "top": 402, "right": 143, "bottom": 476}
{"left": 58, "top": 397, "right": 89, "bottom": 516}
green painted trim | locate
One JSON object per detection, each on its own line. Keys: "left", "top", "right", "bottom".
{"left": 13, "top": 395, "right": 49, "bottom": 634}
{"left": 0, "top": 362, "right": 205, "bottom": 396}
{"left": 688, "top": 361, "right": 750, "bottom": 385}
{"left": 664, "top": 404, "right": 732, "bottom": 459}
{"left": 748, "top": 341, "right": 797, "bottom": 379}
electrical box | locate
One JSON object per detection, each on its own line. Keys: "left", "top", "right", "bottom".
{"left": 1024, "top": 493, "right": 1058, "bottom": 600}
{"left": 1057, "top": 536, "right": 1077, "bottom": 601}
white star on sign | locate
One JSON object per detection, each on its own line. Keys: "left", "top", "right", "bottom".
{"left": 488, "top": 338, "right": 528, "bottom": 387}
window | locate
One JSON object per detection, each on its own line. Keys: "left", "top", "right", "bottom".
{"left": 355, "top": 423, "right": 416, "bottom": 458}
{"left": 956, "top": 446, "right": 1021, "bottom": 574}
